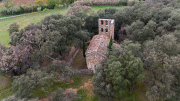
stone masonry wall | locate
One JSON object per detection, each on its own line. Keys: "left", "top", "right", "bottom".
{"left": 98, "top": 19, "right": 115, "bottom": 39}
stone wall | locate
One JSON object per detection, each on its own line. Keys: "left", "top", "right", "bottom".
{"left": 70, "top": 69, "right": 94, "bottom": 76}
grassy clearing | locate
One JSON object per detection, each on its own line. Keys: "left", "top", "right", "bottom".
{"left": 0, "top": 6, "right": 125, "bottom": 47}
{"left": 0, "top": 76, "right": 13, "bottom": 100}
{"left": 77, "top": 89, "right": 98, "bottom": 101}
{"left": 71, "top": 49, "right": 87, "bottom": 69}
{"left": 91, "top": 5, "right": 126, "bottom": 12}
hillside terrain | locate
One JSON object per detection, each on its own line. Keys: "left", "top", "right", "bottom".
{"left": 1, "top": 0, "right": 180, "bottom": 101}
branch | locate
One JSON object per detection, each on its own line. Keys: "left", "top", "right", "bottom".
{"left": 15, "top": 69, "right": 26, "bottom": 74}
{"left": 1, "top": 69, "right": 14, "bottom": 76}
{"left": 1, "top": 67, "right": 26, "bottom": 76}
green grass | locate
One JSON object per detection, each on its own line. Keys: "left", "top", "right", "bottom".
{"left": 0, "top": 76, "right": 13, "bottom": 100}
{"left": 71, "top": 49, "right": 87, "bottom": 69}
{"left": 91, "top": 5, "right": 126, "bottom": 12}
{"left": 0, "top": 88, "right": 13, "bottom": 100}
{"left": 0, "top": 6, "right": 126, "bottom": 47}
{"left": 77, "top": 89, "right": 98, "bottom": 101}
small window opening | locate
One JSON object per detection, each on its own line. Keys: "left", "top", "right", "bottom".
{"left": 106, "top": 28, "right": 108, "bottom": 32}
{"left": 101, "top": 28, "right": 103, "bottom": 32}
{"left": 101, "top": 20, "right": 103, "bottom": 25}
{"left": 106, "top": 21, "right": 108, "bottom": 25}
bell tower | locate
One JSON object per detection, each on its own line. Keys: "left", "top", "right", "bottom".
{"left": 98, "top": 19, "right": 115, "bottom": 39}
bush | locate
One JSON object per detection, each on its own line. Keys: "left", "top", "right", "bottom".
{"left": 0, "top": 0, "right": 49, "bottom": 15}
{"left": 34, "top": 0, "right": 44, "bottom": 7}
{"left": 121, "top": 0, "right": 128, "bottom": 6}
{"left": 43, "top": 8, "right": 49, "bottom": 11}
{"left": 67, "top": 0, "right": 75, "bottom": 5}
{"left": 41, "top": 4, "right": 48, "bottom": 11}
{"left": 8, "top": 22, "right": 20, "bottom": 36}
{"left": 127, "top": 1, "right": 136, "bottom": 6}
{"left": 12, "top": 7, "right": 21, "bottom": 15}
{"left": 1, "top": 7, "right": 8, "bottom": 15}
{"left": 4, "top": 0, "right": 14, "bottom": 8}
{"left": 37, "top": 7, "right": 42, "bottom": 11}
{"left": 0, "top": 4, "right": 39, "bottom": 15}
{"left": 66, "top": 4, "right": 94, "bottom": 15}
{"left": 46, "top": 0, "right": 56, "bottom": 9}
{"left": 74, "top": 0, "right": 120, "bottom": 6}
{"left": 70, "top": 3, "right": 75, "bottom": 7}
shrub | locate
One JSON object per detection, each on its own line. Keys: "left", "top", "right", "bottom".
{"left": 12, "top": 7, "right": 21, "bottom": 15}
{"left": 70, "top": 3, "right": 75, "bottom": 7}
{"left": 34, "top": 0, "right": 44, "bottom": 7}
{"left": 43, "top": 8, "right": 49, "bottom": 11}
{"left": 41, "top": 4, "right": 48, "bottom": 11}
{"left": 74, "top": 0, "right": 121, "bottom": 6}
{"left": 3, "top": 0, "right": 14, "bottom": 8}
{"left": 1, "top": 4, "right": 39, "bottom": 15}
{"left": 46, "top": 0, "right": 56, "bottom": 9}
{"left": 66, "top": 4, "right": 94, "bottom": 15}
{"left": 127, "top": 1, "right": 136, "bottom": 6}
{"left": 19, "top": 5, "right": 25, "bottom": 14}
{"left": 120, "top": 0, "right": 128, "bottom": 6}
{"left": 37, "top": 7, "right": 42, "bottom": 11}
{"left": 8, "top": 22, "right": 20, "bottom": 36}
{"left": 1, "top": 7, "right": 8, "bottom": 15}
{"left": 67, "top": 0, "right": 75, "bottom": 5}
{"left": 23, "top": 6, "right": 31, "bottom": 13}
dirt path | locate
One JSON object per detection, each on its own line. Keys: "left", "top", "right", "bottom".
{"left": 65, "top": 79, "right": 93, "bottom": 94}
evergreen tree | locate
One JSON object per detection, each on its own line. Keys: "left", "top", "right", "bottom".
{"left": 107, "top": 35, "right": 113, "bottom": 50}
{"left": 83, "top": 39, "right": 86, "bottom": 57}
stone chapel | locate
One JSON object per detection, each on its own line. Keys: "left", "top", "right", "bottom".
{"left": 85, "top": 19, "right": 115, "bottom": 73}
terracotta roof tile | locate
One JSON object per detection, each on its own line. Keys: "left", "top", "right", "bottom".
{"left": 86, "top": 34, "right": 110, "bottom": 63}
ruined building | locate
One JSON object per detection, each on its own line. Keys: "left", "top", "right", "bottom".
{"left": 85, "top": 19, "right": 115, "bottom": 73}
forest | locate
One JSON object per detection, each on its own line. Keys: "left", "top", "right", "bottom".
{"left": 1, "top": 0, "right": 180, "bottom": 101}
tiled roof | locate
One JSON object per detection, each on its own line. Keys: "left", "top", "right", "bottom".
{"left": 86, "top": 34, "right": 110, "bottom": 63}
